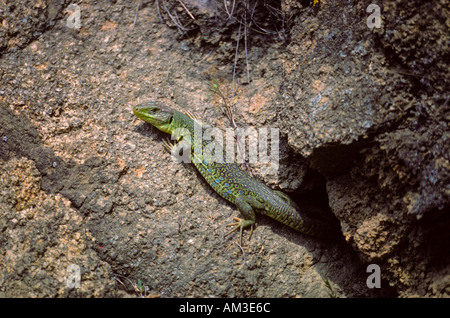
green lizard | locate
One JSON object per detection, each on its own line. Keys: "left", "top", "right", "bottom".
{"left": 133, "top": 101, "right": 339, "bottom": 243}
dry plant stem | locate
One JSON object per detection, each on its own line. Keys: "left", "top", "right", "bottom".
{"left": 231, "top": 21, "right": 246, "bottom": 163}
{"left": 232, "top": 21, "right": 241, "bottom": 112}
{"left": 244, "top": 11, "right": 250, "bottom": 84}
{"left": 159, "top": 0, "right": 191, "bottom": 32}
{"left": 156, "top": 0, "right": 164, "bottom": 23}
{"left": 224, "top": 0, "right": 236, "bottom": 19}
{"left": 234, "top": 241, "right": 246, "bottom": 258}
{"left": 177, "top": 0, "right": 195, "bottom": 20}
{"left": 212, "top": 83, "right": 236, "bottom": 129}
{"left": 133, "top": 0, "right": 141, "bottom": 28}
{"left": 218, "top": 0, "right": 284, "bottom": 37}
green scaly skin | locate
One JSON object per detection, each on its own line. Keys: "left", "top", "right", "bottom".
{"left": 133, "top": 101, "right": 339, "bottom": 242}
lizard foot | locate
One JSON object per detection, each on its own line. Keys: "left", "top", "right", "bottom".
{"left": 225, "top": 217, "right": 254, "bottom": 246}
{"left": 161, "top": 138, "right": 175, "bottom": 152}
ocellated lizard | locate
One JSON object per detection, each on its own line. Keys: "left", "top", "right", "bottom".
{"left": 133, "top": 102, "right": 339, "bottom": 243}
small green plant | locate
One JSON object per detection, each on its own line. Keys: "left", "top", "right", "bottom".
{"left": 114, "top": 274, "right": 160, "bottom": 298}
{"left": 322, "top": 277, "right": 338, "bottom": 298}
{"left": 209, "top": 78, "right": 238, "bottom": 129}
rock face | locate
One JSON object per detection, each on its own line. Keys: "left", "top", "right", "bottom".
{"left": 0, "top": 0, "right": 448, "bottom": 297}
{"left": 279, "top": 0, "right": 449, "bottom": 296}
{"left": 0, "top": 157, "right": 115, "bottom": 297}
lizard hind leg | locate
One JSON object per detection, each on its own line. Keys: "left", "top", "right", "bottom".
{"left": 225, "top": 217, "right": 254, "bottom": 246}
{"left": 224, "top": 195, "right": 264, "bottom": 246}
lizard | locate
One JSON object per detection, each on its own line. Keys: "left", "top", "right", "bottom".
{"left": 133, "top": 101, "right": 340, "bottom": 244}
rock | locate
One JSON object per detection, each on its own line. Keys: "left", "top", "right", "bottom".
{"left": 0, "top": 158, "right": 115, "bottom": 297}
{"left": 0, "top": 0, "right": 447, "bottom": 298}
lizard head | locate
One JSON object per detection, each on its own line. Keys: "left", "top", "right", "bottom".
{"left": 133, "top": 101, "right": 175, "bottom": 134}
